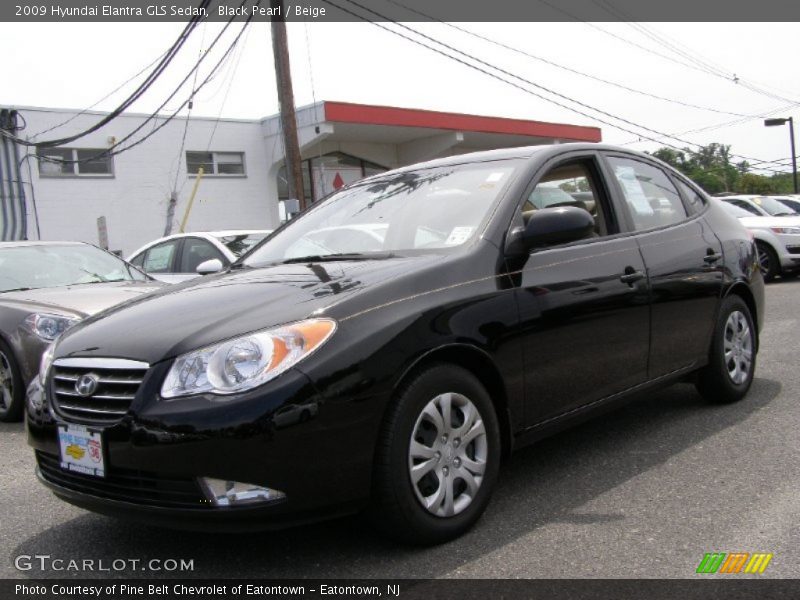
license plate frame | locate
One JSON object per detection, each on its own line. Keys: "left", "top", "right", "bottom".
{"left": 57, "top": 423, "right": 105, "bottom": 478}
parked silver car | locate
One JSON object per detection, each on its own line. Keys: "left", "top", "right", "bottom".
{"left": 719, "top": 201, "right": 800, "bottom": 280}
{"left": 0, "top": 241, "right": 163, "bottom": 421}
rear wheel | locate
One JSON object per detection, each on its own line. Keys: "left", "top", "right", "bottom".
{"left": 696, "top": 295, "right": 756, "bottom": 404}
{"left": 370, "top": 364, "right": 501, "bottom": 545}
{"left": 756, "top": 241, "right": 779, "bottom": 282}
{"left": 0, "top": 341, "right": 24, "bottom": 422}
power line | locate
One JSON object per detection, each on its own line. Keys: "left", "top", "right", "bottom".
{"left": 334, "top": 0, "right": 790, "bottom": 175}
{"left": 385, "top": 0, "right": 770, "bottom": 120}
{"left": 2, "top": 0, "right": 214, "bottom": 148}
{"left": 32, "top": 3, "right": 258, "bottom": 167}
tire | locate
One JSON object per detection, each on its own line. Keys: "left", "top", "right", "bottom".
{"left": 0, "top": 340, "right": 24, "bottom": 422}
{"left": 370, "top": 364, "right": 501, "bottom": 545}
{"left": 756, "top": 241, "right": 779, "bottom": 282}
{"left": 696, "top": 295, "right": 756, "bottom": 404}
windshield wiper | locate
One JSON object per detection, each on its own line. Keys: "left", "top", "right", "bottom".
{"left": 773, "top": 212, "right": 797, "bottom": 217}
{"left": 1, "top": 287, "right": 34, "bottom": 293}
{"left": 277, "top": 252, "right": 397, "bottom": 265}
{"left": 79, "top": 269, "right": 109, "bottom": 282}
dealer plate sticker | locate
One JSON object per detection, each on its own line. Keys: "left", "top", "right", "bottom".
{"left": 58, "top": 424, "right": 105, "bottom": 477}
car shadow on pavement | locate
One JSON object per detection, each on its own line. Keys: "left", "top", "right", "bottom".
{"left": 12, "top": 378, "right": 781, "bottom": 579}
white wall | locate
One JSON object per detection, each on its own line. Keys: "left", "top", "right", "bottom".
{"left": 19, "top": 107, "right": 279, "bottom": 255}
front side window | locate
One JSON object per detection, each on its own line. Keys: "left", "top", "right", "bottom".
{"left": 246, "top": 159, "right": 522, "bottom": 266}
{"left": 180, "top": 239, "right": 226, "bottom": 273}
{"left": 186, "top": 151, "right": 245, "bottom": 176}
{"left": 522, "top": 160, "right": 608, "bottom": 237}
{"left": 37, "top": 147, "right": 113, "bottom": 177}
{"left": 607, "top": 157, "right": 687, "bottom": 231}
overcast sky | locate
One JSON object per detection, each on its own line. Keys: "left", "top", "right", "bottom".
{"left": 1, "top": 21, "right": 797, "bottom": 173}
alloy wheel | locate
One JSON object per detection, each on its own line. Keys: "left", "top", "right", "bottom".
{"left": 757, "top": 247, "right": 771, "bottom": 277}
{"left": 723, "top": 310, "right": 753, "bottom": 385}
{"left": 408, "top": 392, "right": 488, "bottom": 517}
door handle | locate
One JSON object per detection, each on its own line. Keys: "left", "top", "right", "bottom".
{"left": 704, "top": 253, "right": 722, "bottom": 263}
{"left": 619, "top": 267, "right": 645, "bottom": 285}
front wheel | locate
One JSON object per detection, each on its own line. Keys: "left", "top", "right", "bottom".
{"left": 0, "top": 341, "right": 24, "bottom": 422}
{"left": 696, "top": 295, "right": 756, "bottom": 404}
{"left": 756, "top": 242, "right": 779, "bottom": 282}
{"left": 370, "top": 364, "right": 501, "bottom": 545}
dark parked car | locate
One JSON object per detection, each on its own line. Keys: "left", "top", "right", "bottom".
{"left": 28, "top": 144, "right": 764, "bottom": 544}
{"left": 0, "top": 242, "right": 162, "bottom": 421}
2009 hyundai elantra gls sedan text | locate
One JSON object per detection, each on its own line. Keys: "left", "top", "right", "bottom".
{"left": 27, "top": 144, "right": 764, "bottom": 544}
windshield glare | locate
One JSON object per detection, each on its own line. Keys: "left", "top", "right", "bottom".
{"left": 244, "top": 160, "right": 520, "bottom": 266}
{"left": 0, "top": 244, "right": 147, "bottom": 292}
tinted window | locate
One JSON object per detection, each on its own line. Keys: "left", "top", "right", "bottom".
{"left": 521, "top": 160, "right": 608, "bottom": 237}
{"left": 129, "top": 253, "right": 144, "bottom": 268}
{"left": 729, "top": 200, "right": 761, "bottom": 216}
{"left": 675, "top": 180, "right": 706, "bottom": 214}
{"left": 608, "top": 157, "right": 687, "bottom": 230}
{"left": 180, "top": 239, "right": 226, "bottom": 273}
{"left": 143, "top": 241, "right": 179, "bottom": 273}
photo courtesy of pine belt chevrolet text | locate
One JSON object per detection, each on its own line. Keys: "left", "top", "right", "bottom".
{"left": 26, "top": 143, "right": 764, "bottom": 545}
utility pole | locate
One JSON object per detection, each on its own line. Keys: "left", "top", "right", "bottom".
{"left": 271, "top": 0, "right": 306, "bottom": 211}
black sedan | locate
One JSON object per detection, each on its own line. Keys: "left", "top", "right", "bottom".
{"left": 27, "top": 144, "right": 764, "bottom": 544}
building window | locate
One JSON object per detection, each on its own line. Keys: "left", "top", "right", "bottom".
{"left": 186, "top": 151, "right": 245, "bottom": 176}
{"left": 37, "top": 147, "right": 114, "bottom": 177}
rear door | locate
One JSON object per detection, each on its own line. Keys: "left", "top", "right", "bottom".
{"left": 512, "top": 152, "right": 651, "bottom": 425}
{"left": 602, "top": 153, "right": 724, "bottom": 377}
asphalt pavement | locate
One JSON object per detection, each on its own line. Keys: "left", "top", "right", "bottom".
{"left": 2, "top": 279, "right": 798, "bottom": 579}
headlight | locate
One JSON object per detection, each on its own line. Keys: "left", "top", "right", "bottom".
{"left": 770, "top": 226, "right": 800, "bottom": 234}
{"left": 39, "top": 342, "right": 56, "bottom": 386}
{"left": 24, "top": 313, "right": 80, "bottom": 342}
{"left": 161, "top": 318, "right": 337, "bottom": 399}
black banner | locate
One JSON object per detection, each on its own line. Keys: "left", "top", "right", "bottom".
{"left": 3, "top": 0, "right": 800, "bottom": 23}
{"left": 5, "top": 579, "right": 800, "bottom": 600}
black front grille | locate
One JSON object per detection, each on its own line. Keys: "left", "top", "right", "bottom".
{"left": 50, "top": 359, "right": 148, "bottom": 424}
{"left": 786, "top": 245, "right": 800, "bottom": 255}
{"left": 36, "top": 452, "right": 209, "bottom": 509}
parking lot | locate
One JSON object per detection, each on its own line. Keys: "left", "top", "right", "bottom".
{"left": 1, "top": 278, "right": 798, "bottom": 580}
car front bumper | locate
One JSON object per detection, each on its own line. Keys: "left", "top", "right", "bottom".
{"left": 26, "top": 366, "right": 387, "bottom": 531}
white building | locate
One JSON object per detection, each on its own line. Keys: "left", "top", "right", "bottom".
{"left": 3, "top": 101, "right": 601, "bottom": 255}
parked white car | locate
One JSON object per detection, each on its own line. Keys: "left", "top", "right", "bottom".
{"left": 719, "top": 201, "right": 800, "bottom": 280}
{"left": 127, "top": 230, "right": 272, "bottom": 283}
{"left": 720, "top": 195, "right": 799, "bottom": 218}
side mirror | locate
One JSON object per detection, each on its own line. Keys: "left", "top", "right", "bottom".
{"left": 195, "top": 258, "right": 224, "bottom": 275}
{"left": 508, "top": 206, "right": 595, "bottom": 255}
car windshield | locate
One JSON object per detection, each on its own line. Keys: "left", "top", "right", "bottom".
{"left": 213, "top": 233, "right": 270, "bottom": 258}
{"left": 0, "top": 244, "right": 148, "bottom": 293}
{"left": 751, "top": 196, "right": 799, "bottom": 216}
{"left": 243, "top": 160, "right": 522, "bottom": 267}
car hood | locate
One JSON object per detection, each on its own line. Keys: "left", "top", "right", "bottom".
{"left": 738, "top": 215, "right": 800, "bottom": 228}
{"left": 0, "top": 281, "right": 164, "bottom": 318}
{"left": 55, "top": 256, "right": 440, "bottom": 365}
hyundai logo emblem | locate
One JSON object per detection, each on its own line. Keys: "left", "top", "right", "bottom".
{"left": 75, "top": 373, "right": 99, "bottom": 397}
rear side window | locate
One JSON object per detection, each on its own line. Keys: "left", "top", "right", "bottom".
{"left": 607, "top": 157, "right": 688, "bottom": 231}
{"left": 143, "top": 241, "right": 178, "bottom": 273}
{"left": 729, "top": 200, "right": 761, "bottom": 216}
{"left": 675, "top": 180, "right": 706, "bottom": 214}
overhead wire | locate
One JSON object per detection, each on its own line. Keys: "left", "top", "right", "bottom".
{"left": 2, "top": 0, "right": 214, "bottom": 148}
{"left": 32, "top": 0, "right": 256, "bottom": 167}
{"left": 331, "top": 0, "right": 790, "bottom": 174}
